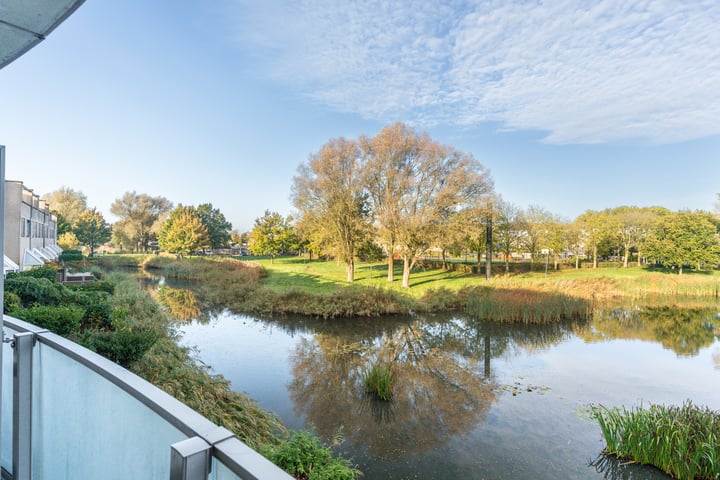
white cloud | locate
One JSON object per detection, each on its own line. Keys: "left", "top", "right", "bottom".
{"left": 228, "top": 0, "right": 720, "bottom": 144}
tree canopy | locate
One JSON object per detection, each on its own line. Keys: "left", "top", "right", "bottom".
{"left": 74, "top": 208, "right": 111, "bottom": 256}
{"left": 248, "top": 210, "right": 297, "bottom": 262}
{"left": 111, "top": 191, "right": 172, "bottom": 252}
{"left": 157, "top": 206, "right": 209, "bottom": 257}
{"left": 292, "top": 137, "right": 372, "bottom": 282}
{"left": 42, "top": 187, "right": 88, "bottom": 229}
{"left": 196, "top": 203, "right": 232, "bottom": 249}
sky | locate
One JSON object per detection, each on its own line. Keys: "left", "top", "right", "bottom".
{"left": 1, "top": 0, "right": 719, "bottom": 232}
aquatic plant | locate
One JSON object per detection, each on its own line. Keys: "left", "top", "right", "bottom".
{"left": 591, "top": 401, "right": 720, "bottom": 480}
{"left": 363, "top": 363, "right": 395, "bottom": 401}
{"left": 462, "top": 286, "right": 592, "bottom": 324}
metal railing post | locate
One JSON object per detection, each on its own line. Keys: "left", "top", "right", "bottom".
{"left": 169, "top": 437, "right": 211, "bottom": 480}
{"left": 13, "top": 333, "right": 34, "bottom": 480}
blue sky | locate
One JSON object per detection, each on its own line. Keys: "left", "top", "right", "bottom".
{"left": 1, "top": 0, "right": 718, "bottom": 232}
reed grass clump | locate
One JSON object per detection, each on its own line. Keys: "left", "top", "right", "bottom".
{"left": 462, "top": 286, "right": 592, "bottom": 324}
{"left": 591, "top": 401, "right": 720, "bottom": 480}
{"left": 363, "top": 363, "right": 395, "bottom": 401}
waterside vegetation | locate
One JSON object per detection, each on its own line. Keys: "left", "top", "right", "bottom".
{"left": 94, "top": 254, "right": 720, "bottom": 322}
{"left": 592, "top": 401, "right": 720, "bottom": 480}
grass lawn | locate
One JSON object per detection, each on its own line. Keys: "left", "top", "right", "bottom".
{"left": 238, "top": 255, "right": 720, "bottom": 299}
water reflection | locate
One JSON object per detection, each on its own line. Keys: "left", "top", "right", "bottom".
{"left": 255, "top": 314, "right": 580, "bottom": 458}
{"left": 589, "top": 454, "right": 667, "bottom": 480}
{"left": 578, "top": 304, "right": 720, "bottom": 356}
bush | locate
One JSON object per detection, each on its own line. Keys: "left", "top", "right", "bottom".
{"left": 6, "top": 265, "right": 59, "bottom": 281}
{"left": 4, "top": 292, "right": 21, "bottom": 313}
{"left": 12, "top": 305, "right": 84, "bottom": 336}
{"left": 262, "top": 431, "right": 361, "bottom": 480}
{"left": 68, "top": 280, "right": 115, "bottom": 295}
{"left": 60, "top": 250, "right": 84, "bottom": 262}
{"left": 81, "top": 328, "right": 159, "bottom": 368}
{"left": 5, "top": 276, "right": 67, "bottom": 306}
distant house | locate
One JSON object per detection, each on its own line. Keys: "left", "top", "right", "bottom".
{"left": 4, "top": 179, "right": 61, "bottom": 271}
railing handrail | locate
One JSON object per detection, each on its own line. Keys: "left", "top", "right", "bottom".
{"left": 2, "top": 314, "right": 292, "bottom": 480}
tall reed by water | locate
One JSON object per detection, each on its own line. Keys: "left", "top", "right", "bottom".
{"left": 462, "top": 286, "right": 592, "bottom": 324}
{"left": 591, "top": 401, "right": 720, "bottom": 480}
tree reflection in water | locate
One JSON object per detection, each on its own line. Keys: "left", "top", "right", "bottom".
{"left": 577, "top": 303, "right": 720, "bottom": 357}
{"left": 278, "top": 314, "right": 578, "bottom": 459}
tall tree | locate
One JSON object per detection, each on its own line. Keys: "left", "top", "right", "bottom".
{"left": 520, "top": 205, "right": 555, "bottom": 271}
{"left": 644, "top": 211, "right": 720, "bottom": 274}
{"left": 365, "top": 124, "right": 493, "bottom": 288}
{"left": 293, "top": 137, "right": 371, "bottom": 282}
{"left": 74, "top": 208, "right": 111, "bottom": 257}
{"left": 158, "top": 206, "right": 209, "bottom": 258}
{"left": 195, "top": 203, "right": 232, "bottom": 249}
{"left": 575, "top": 210, "right": 618, "bottom": 268}
{"left": 361, "top": 123, "right": 416, "bottom": 283}
{"left": 494, "top": 201, "right": 525, "bottom": 273}
{"left": 110, "top": 192, "right": 172, "bottom": 252}
{"left": 248, "top": 210, "right": 295, "bottom": 262}
{"left": 42, "top": 187, "right": 88, "bottom": 228}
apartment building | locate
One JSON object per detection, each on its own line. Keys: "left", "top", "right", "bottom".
{"left": 4, "top": 179, "right": 60, "bottom": 270}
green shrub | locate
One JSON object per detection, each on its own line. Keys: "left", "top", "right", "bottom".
{"left": 60, "top": 250, "right": 84, "bottom": 262}
{"left": 6, "top": 265, "right": 59, "bottom": 281}
{"left": 68, "top": 280, "right": 115, "bottom": 295}
{"left": 12, "top": 305, "right": 84, "bottom": 336}
{"left": 262, "top": 431, "right": 361, "bottom": 480}
{"left": 3, "top": 292, "right": 21, "bottom": 313}
{"left": 81, "top": 328, "right": 159, "bottom": 368}
{"left": 5, "top": 276, "right": 67, "bottom": 306}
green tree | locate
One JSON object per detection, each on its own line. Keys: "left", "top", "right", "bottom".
{"left": 42, "top": 187, "right": 88, "bottom": 228}
{"left": 196, "top": 203, "right": 232, "bottom": 249}
{"left": 644, "top": 210, "right": 720, "bottom": 274}
{"left": 575, "top": 210, "right": 619, "bottom": 268}
{"left": 248, "top": 210, "right": 295, "bottom": 262}
{"left": 111, "top": 191, "right": 172, "bottom": 252}
{"left": 494, "top": 201, "right": 526, "bottom": 273}
{"left": 292, "top": 137, "right": 372, "bottom": 282}
{"left": 520, "top": 205, "right": 555, "bottom": 270}
{"left": 157, "top": 206, "right": 209, "bottom": 258}
{"left": 74, "top": 208, "right": 111, "bottom": 257}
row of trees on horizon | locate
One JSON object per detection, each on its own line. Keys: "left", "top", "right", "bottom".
{"left": 41, "top": 123, "right": 720, "bottom": 286}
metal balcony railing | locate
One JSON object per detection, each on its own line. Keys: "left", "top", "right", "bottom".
{"left": 0, "top": 315, "right": 292, "bottom": 480}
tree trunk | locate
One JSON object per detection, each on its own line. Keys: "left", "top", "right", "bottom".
{"left": 637, "top": 249, "right": 641, "bottom": 267}
{"left": 593, "top": 245, "right": 598, "bottom": 268}
{"left": 679, "top": 265, "right": 683, "bottom": 275}
{"left": 623, "top": 244, "right": 629, "bottom": 268}
{"left": 485, "top": 216, "right": 492, "bottom": 280}
{"left": 575, "top": 250, "right": 579, "bottom": 269}
{"left": 346, "top": 259, "right": 354, "bottom": 282}
{"left": 505, "top": 255, "right": 510, "bottom": 273}
{"left": 477, "top": 251, "right": 482, "bottom": 276}
{"left": 442, "top": 250, "right": 448, "bottom": 270}
{"left": 387, "top": 254, "right": 394, "bottom": 282}
{"left": 553, "top": 255, "right": 558, "bottom": 270}
{"left": 402, "top": 256, "right": 411, "bottom": 288}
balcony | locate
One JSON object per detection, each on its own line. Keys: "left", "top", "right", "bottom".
{"left": 1, "top": 315, "right": 292, "bottom": 480}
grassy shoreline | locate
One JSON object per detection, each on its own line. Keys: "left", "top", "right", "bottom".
{"left": 94, "top": 254, "right": 720, "bottom": 322}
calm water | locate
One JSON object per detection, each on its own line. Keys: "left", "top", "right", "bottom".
{"left": 148, "top": 278, "right": 720, "bottom": 479}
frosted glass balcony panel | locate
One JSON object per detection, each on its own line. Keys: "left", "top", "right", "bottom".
{"left": 1, "top": 326, "right": 17, "bottom": 472}
{"left": 213, "top": 458, "right": 244, "bottom": 480}
{"left": 32, "top": 342, "right": 187, "bottom": 480}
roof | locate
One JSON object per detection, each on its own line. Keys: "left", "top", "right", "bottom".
{"left": 0, "top": 0, "right": 86, "bottom": 70}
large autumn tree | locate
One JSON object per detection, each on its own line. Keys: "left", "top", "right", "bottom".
{"left": 42, "top": 187, "right": 88, "bottom": 233}
{"left": 111, "top": 191, "right": 173, "bottom": 252}
{"left": 364, "top": 123, "right": 493, "bottom": 288}
{"left": 292, "top": 137, "right": 371, "bottom": 282}
{"left": 157, "top": 206, "right": 209, "bottom": 258}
